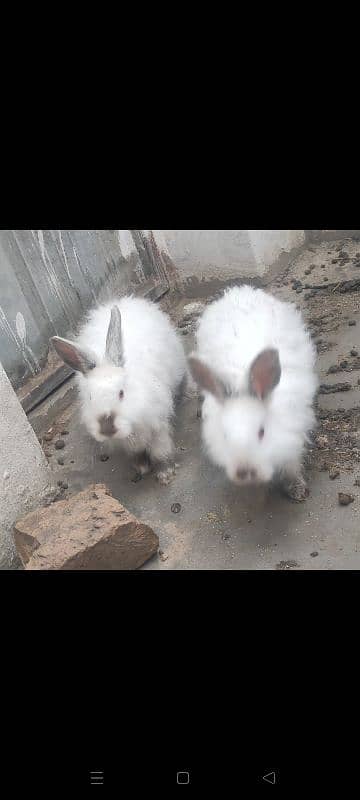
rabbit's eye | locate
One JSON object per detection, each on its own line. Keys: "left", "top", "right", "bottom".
{"left": 258, "top": 426, "right": 265, "bottom": 440}
{"left": 119, "top": 390, "right": 124, "bottom": 399}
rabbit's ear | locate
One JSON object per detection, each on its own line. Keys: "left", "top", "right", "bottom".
{"left": 105, "top": 306, "right": 124, "bottom": 367}
{"left": 249, "top": 348, "right": 281, "bottom": 400}
{"left": 51, "top": 336, "right": 96, "bottom": 374}
{"left": 188, "top": 356, "right": 227, "bottom": 402}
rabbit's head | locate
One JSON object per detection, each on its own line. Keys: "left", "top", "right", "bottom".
{"left": 189, "top": 348, "right": 291, "bottom": 485}
{"left": 51, "top": 306, "right": 134, "bottom": 443}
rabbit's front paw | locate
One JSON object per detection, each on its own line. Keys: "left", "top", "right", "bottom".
{"left": 156, "top": 464, "right": 176, "bottom": 486}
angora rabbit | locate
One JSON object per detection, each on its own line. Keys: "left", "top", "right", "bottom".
{"left": 188, "top": 285, "right": 317, "bottom": 501}
{"left": 52, "top": 295, "right": 187, "bottom": 485}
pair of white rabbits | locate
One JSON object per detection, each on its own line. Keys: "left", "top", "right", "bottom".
{"left": 52, "top": 286, "right": 318, "bottom": 501}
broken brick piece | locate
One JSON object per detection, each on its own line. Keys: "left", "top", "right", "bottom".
{"left": 13, "top": 483, "right": 159, "bottom": 570}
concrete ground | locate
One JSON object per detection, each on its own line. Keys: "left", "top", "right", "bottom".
{"left": 30, "top": 238, "right": 360, "bottom": 569}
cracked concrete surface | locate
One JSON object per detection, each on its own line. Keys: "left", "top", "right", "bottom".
{"left": 31, "top": 238, "right": 360, "bottom": 570}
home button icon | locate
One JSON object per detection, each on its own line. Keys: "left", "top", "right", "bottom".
{"left": 177, "top": 771, "right": 190, "bottom": 784}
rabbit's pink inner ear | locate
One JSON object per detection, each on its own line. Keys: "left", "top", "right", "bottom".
{"left": 249, "top": 348, "right": 281, "bottom": 400}
{"left": 188, "top": 357, "right": 226, "bottom": 401}
{"left": 51, "top": 336, "right": 96, "bottom": 374}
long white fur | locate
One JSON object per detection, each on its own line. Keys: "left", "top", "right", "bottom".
{"left": 74, "top": 295, "right": 187, "bottom": 460}
{"left": 193, "top": 286, "right": 318, "bottom": 485}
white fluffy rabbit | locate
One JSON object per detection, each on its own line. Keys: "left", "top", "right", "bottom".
{"left": 188, "top": 286, "right": 318, "bottom": 501}
{"left": 51, "top": 295, "right": 187, "bottom": 484}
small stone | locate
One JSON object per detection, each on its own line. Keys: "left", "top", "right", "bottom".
{"left": 57, "top": 480, "right": 68, "bottom": 490}
{"left": 340, "top": 360, "right": 348, "bottom": 369}
{"left": 349, "top": 320, "right": 356, "bottom": 326}
{"left": 3, "top": 470, "right": 10, "bottom": 480}
{"left": 321, "top": 264, "right": 326, "bottom": 268}
{"left": 310, "top": 551, "right": 319, "bottom": 557}
{"left": 315, "top": 435, "right": 329, "bottom": 449}
{"left": 338, "top": 492, "right": 355, "bottom": 506}
{"left": 319, "top": 382, "right": 352, "bottom": 394}
{"left": 329, "top": 468, "right": 340, "bottom": 480}
{"left": 159, "top": 550, "right": 169, "bottom": 562}
{"left": 354, "top": 479, "right": 360, "bottom": 487}
{"left": 323, "top": 277, "right": 329, "bottom": 281}
{"left": 182, "top": 302, "right": 204, "bottom": 320}
{"left": 304, "top": 283, "right": 310, "bottom": 289}
{"left": 44, "top": 450, "right": 52, "bottom": 458}
{"left": 358, "top": 379, "right": 360, "bottom": 386}
{"left": 44, "top": 432, "right": 53, "bottom": 442}
{"left": 61, "top": 430, "right": 69, "bottom": 436}
{"left": 57, "top": 458, "right": 64, "bottom": 465}
{"left": 304, "top": 268, "right": 311, "bottom": 275}
{"left": 171, "top": 503, "right": 181, "bottom": 514}
{"left": 296, "top": 287, "right": 303, "bottom": 294}
{"left": 350, "top": 349, "right": 358, "bottom": 357}
{"left": 55, "top": 439, "right": 65, "bottom": 450}
{"left": 99, "top": 454, "right": 109, "bottom": 462}
{"left": 327, "top": 365, "right": 338, "bottom": 374}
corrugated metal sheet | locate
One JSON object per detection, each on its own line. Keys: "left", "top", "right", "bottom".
{"left": 0, "top": 230, "right": 173, "bottom": 389}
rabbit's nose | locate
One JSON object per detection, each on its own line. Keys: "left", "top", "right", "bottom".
{"left": 236, "top": 468, "right": 249, "bottom": 481}
{"left": 98, "top": 413, "right": 117, "bottom": 437}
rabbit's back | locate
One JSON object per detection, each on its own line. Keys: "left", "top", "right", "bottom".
{"left": 196, "top": 286, "right": 316, "bottom": 392}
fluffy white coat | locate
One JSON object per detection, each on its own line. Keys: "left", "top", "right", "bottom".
{"left": 74, "top": 295, "right": 187, "bottom": 461}
{"left": 193, "top": 286, "right": 318, "bottom": 486}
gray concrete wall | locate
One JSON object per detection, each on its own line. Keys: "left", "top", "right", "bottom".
{"left": 0, "top": 362, "right": 51, "bottom": 568}
{"left": 161, "top": 230, "right": 305, "bottom": 288}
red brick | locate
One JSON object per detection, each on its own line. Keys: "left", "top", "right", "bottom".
{"left": 13, "top": 483, "right": 159, "bottom": 570}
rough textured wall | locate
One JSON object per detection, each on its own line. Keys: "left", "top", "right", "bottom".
{"left": 0, "top": 363, "right": 50, "bottom": 568}
{"left": 161, "top": 230, "right": 305, "bottom": 286}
